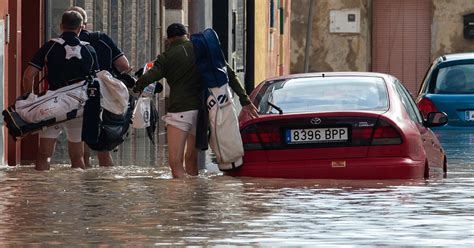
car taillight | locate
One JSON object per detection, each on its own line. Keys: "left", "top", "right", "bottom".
{"left": 241, "top": 124, "right": 281, "bottom": 150}
{"left": 417, "top": 97, "right": 438, "bottom": 119}
{"left": 352, "top": 127, "right": 373, "bottom": 139}
{"left": 351, "top": 127, "right": 373, "bottom": 146}
{"left": 371, "top": 119, "right": 402, "bottom": 145}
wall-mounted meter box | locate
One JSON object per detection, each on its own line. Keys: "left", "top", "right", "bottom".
{"left": 464, "top": 13, "right": 474, "bottom": 39}
{"left": 329, "top": 9, "right": 360, "bottom": 33}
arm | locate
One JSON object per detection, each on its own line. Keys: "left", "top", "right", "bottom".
{"left": 24, "top": 41, "right": 50, "bottom": 93}
{"left": 22, "top": 66, "right": 40, "bottom": 93}
{"left": 113, "top": 55, "right": 131, "bottom": 73}
{"left": 227, "top": 63, "right": 250, "bottom": 106}
{"left": 101, "top": 33, "right": 132, "bottom": 73}
{"left": 133, "top": 55, "right": 165, "bottom": 92}
{"left": 226, "top": 63, "right": 259, "bottom": 118}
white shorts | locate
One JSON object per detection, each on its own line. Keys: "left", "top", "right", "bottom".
{"left": 39, "top": 117, "right": 83, "bottom": 143}
{"left": 162, "top": 110, "right": 198, "bottom": 135}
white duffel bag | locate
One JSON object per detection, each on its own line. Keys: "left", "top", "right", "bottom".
{"left": 207, "top": 84, "right": 244, "bottom": 170}
{"left": 15, "top": 81, "right": 88, "bottom": 124}
{"left": 96, "top": 70, "right": 129, "bottom": 115}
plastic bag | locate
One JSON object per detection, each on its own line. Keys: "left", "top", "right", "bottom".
{"left": 132, "top": 97, "right": 151, "bottom": 129}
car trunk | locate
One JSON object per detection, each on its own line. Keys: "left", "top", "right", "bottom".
{"left": 241, "top": 112, "right": 390, "bottom": 161}
{"left": 429, "top": 94, "right": 474, "bottom": 126}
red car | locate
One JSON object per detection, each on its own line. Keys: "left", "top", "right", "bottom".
{"left": 227, "top": 72, "right": 448, "bottom": 179}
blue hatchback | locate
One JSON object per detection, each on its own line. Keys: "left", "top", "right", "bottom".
{"left": 417, "top": 53, "right": 474, "bottom": 129}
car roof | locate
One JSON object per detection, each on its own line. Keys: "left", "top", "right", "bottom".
{"left": 441, "top": 52, "right": 474, "bottom": 61}
{"left": 262, "top": 71, "right": 394, "bottom": 83}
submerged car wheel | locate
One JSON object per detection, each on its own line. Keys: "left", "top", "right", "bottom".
{"left": 443, "top": 156, "right": 448, "bottom": 177}
{"left": 424, "top": 161, "right": 430, "bottom": 179}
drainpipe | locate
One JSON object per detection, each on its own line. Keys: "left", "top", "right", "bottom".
{"left": 278, "top": 0, "right": 285, "bottom": 75}
{"left": 245, "top": 0, "right": 255, "bottom": 94}
{"left": 304, "top": 0, "right": 315, "bottom": 73}
{"left": 189, "top": 0, "right": 212, "bottom": 171}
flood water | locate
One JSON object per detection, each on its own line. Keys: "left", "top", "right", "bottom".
{"left": 0, "top": 128, "right": 473, "bottom": 246}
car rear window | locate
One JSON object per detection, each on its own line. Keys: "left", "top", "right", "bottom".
{"left": 434, "top": 64, "right": 474, "bottom": 94}
{"left": 258, "top": 76, "right": 389, "bottom": 114}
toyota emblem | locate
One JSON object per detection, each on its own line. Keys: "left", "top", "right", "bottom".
{"left": 310, "top": 117, "right": 322, "bottom": 125}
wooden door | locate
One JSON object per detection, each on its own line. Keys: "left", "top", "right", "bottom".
{"left": 372, "top": 0, "right": 431, "bottom": 95}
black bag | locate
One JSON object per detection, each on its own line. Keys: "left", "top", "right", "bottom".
{"left": 82, "top": 79, "right": 134, "bottom": 151}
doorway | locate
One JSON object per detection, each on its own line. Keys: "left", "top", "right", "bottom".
{"left": 372, "top": 0, "right": 431, "bottom": 95}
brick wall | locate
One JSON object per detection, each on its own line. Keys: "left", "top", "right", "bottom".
{"left": 45, "top": 0, "right": 165, "bottom": 164}
{"left": 47, "top": 0, "right": 160, "bottom": 69}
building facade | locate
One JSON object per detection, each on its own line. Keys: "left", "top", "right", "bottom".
{"left": 291, "top": 0, "right": 474, "bottom": 95}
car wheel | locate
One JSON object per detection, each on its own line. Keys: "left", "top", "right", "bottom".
{"left": 424, "top": 161, "right": 430, "bottom": 179}
{"left": 443, "top": 156, "right": 448, "bottom": 177}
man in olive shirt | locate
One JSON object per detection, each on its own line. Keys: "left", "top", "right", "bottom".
{"left": 133, "top": 23, "right": 258, "bottom": 178}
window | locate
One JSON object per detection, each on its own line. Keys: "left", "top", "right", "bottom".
{"left": 434, "top": 64, "right": 474, "bottom": 94}
{"left": 395, "top": 80, "right": 423, "bottom": 123}
{"left": 258, "top": 77, "right": 389, "bottom": 114}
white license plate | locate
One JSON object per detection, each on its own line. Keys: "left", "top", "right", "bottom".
{"left": 466, "top": 111, "right": 474, "bottom": 121}
{"left": 285, "top": 127, "right": 349, "bottom": 144}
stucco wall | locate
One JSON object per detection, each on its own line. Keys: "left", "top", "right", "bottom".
{"left": 290, "top": 0, "right": 370, "bottom": 73}
{"left": 254, "top": 0, "right": 268, "bottom": 85}
{"left": 432, "top": 0, "right": 474, "bottom": 59}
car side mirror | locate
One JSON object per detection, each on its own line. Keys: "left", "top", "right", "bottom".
{"left": 424, "top": 112, "right": 448, "bottom": 127}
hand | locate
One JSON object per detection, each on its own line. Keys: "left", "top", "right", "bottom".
{"left": 129, "top": 87, "right": 142, "bottom": 98}
{"left": 242, "top": 103, "right": 259, "bottom": 119}
{"left": 134, "top": 67, "right": 144, "bottom": 77}
{"left": 117, "top": 73, "right": 136, "bottom": 88}
{"left": 154, "top": 83, "right": 164, "bottom": 94}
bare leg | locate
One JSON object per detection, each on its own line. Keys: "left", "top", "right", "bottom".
{"left": 97, "top": 151, "right": 114, "bottom": 167}
{"left": 35, "top": 138, "right": 57, "bottom": 171}
{"left": 167, "top": 125, "right": 188, "bottom": 178}
{"left": 83, "top": 145, "right": 91, "bottom": 168}
{"left": 184, "top": 134, "right": 198, "bottom": 176}
{"left": 68, "top": 141, "right": 85, "bottom": 169}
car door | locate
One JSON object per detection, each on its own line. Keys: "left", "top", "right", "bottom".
{"left": 395, "top": 80, "right": 442, "bottom": 169}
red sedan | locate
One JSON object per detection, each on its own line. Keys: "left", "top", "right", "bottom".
{"left": 227, "top": 72, "right": 448, "bottom": 179}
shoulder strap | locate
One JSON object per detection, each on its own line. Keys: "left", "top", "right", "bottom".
{"left": 49, "top": 38, "right": 65, "bottom": 45}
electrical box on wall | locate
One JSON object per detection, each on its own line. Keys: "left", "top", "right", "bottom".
{"left": 464, "top": 13, "right": 474, "bottom": 39}
{"left": 330, "top": 9, "right": 360, "bottom": 33}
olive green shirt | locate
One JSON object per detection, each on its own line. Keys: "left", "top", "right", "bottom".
{"left": 135, "top": 38, "right": 250, "bottom": 113}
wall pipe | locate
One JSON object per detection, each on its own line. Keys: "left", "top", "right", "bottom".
{"left": 304, "top": 0, "right": 314, "bottom": 73}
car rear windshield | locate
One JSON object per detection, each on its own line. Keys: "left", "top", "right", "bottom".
{"left": 433, "top": 64, "right": 474, "bottom": 94}
{"left": 258, "top": 76, "right": 389, "bottom": 114}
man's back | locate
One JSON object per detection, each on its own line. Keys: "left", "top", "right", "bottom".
{"left": 79, "top": 30, "right": 124, "bottom": 75}
{"left": 29, "top": 31, "right": 98, "bottom": 90}
{"left": 154, "top": 39, "right": 201, "bottom": 112}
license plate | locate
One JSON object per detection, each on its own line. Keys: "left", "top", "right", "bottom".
{"left": 285, "top": 127, "right": 349, "bottom": 144}
{"left": 466, "top": 111, "right": 474, "bottom": 121}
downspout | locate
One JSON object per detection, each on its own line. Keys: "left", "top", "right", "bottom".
{"left": 304, "top": 0, "right": 315, "bottom": 73}
{"left": 245, "top": 0, "right": 255, "bottom": 94}
{"left": 278, "top": 0, "right": 284, "bottom": 75}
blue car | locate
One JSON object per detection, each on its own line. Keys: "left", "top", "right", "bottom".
{"left": 417, "top": 53, "right": 474, "bottom": 129}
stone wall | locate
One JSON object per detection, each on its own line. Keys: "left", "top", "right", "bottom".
{"left": 290, "top": 0, "right": 370, "bottom": 73}
{"left": 432, "top": 0, "right": 474, "bottom": 59}
{"left": 290, "top": 0, "right": 474, "bottom": 74}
